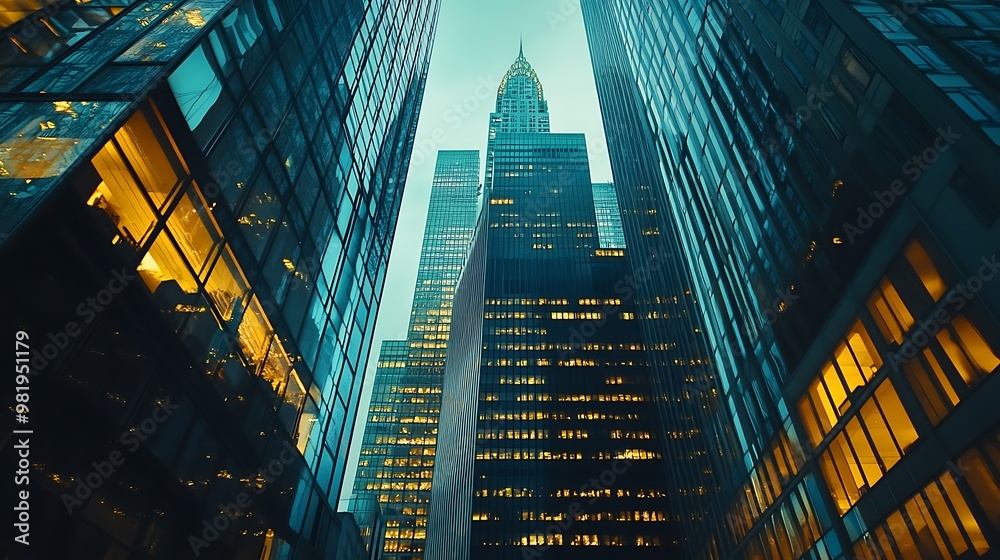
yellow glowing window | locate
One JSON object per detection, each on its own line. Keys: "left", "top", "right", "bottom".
{"left": 799, "top": 320, "right": 881, "bottom": 446}
{"left": 904, "top": 314, "right": 999, "bottom": 425}
{"left": 166, "top": 185, "right": 222, "bottom": 275}
{"left": 913, "top": 350, "right": 954, "bottom": 417}
{"left": 116, "top": 109, "right": 185, "bottom": 193}
{"left": 904, "top": 240, "right": 946, "bottom": 301}
{"left": 938, "top": 315, "right": 1000, "bottom": 383}
{"left": 87, "top": 106, "right": 185, "bottom": 245}
{"left": 89, "top": 143, "right": 160, "bottom": 246}
{"left": 819, "top": 379, "right": 917, "bottom": 514}
{"left": 867, "top": 278, "right": 915, "bottom": 344}
{"left": 237, "top": 296, "right": 271, "bottom": 365}
{"left": 203, "top": 248, "right": 249, "bottom": 320}
{"left": 853, "top": 469, "right": 990, "bottom": 559}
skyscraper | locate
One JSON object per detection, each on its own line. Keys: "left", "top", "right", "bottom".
{"left": 428, "top": 48, "right": 678, "bottom": 560}
{"left": 484, "top": 40, "right": 551, "bottom": 191}
{"left": 584, "top": 0, "right": 1000, "bottom": 558}
{"left": 0, "top": 0, "right": 441, "bottom": 557}
{"left": 350, "top": 150, "right": 481, "bottom": 559}
{"left": 591, "top": 182, "right": 626, "bottom": 249}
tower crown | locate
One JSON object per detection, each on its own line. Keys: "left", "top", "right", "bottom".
{"left": 497, "top": 45, "right": 544, "bottom": 102}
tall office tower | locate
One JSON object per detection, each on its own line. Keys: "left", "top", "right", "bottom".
{"left": 484, "top": 42, "right": 551, "bottom": 190}
{"left": 0, "top": 0, "right": 440, "bottom": 557}
{"left": 424, "top": 208, "right": 489, "bottom": 560}
{"left": 350, "top": 150, "right": 481, "bottom": 559}
{"left": 584, "top": 0, "right": 1000, "bottom": 559}
{"left": 435, "top": 131, "right": 679, "bottom": 560}
{"left": 428, "top": 48, "right": 679, "bottom": 560}
{"left": 591, "top": 182, "right": 627, "bottom": 249}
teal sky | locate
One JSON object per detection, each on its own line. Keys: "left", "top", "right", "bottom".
{"left": 340, "top": 0, "right": 612, "bottom": 504}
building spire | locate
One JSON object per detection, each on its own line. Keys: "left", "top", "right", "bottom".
{"left": 519, "top": 34, "right": 523, "bottom": 57}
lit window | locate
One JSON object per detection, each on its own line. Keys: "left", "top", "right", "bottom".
{"left": 868, "top": 278, "right": 915, "bottom": 344}
{"left": 799, "top": 320, "right": 882, "bottom": 445}
{"left": 841, "top": 46, "right": 874, "bottom": 88}
{"left": 88, "top": 108, "right": 183, "bottom": 246}
{"left": 819, "top": 379, "right": 917, "bottom": 514}
{"left": 904, "top": 240, "right": 946, "bottom": 301}
{"left": 853, "top": 467, "right": 991, "bottom": 559}
{"left": 904, "top": 314, "right": 999, "bottom": 424}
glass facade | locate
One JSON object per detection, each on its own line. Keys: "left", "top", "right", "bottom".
{"left": 0, "top": 0, "right": 441, "bottom": 557}
{"left": 425, "top": 208, "right": 489, "bottom": 560}
{"left": 591, "top": 181, "right": 626, "bottom": 249}
{"left": 349, "top": 149, "right": 481, "bottom": 559}
{"left": 428, "top": 49, "right": 680, "bottom": 560}
{"left": 484, "top": 42, "right": 551, "bottom": 191}
{"left": 583, "top": 0, "right": 1000, "bottom": 558}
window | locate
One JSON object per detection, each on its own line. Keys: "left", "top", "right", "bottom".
{"left": 904, "top": 315, "right": 999, "bottom": 424}
{"left": 169, "top": 44, "right": 231, "bottom": 147}
{"left": 794, "top": 31, "right": 820, "bottom": 66}
{"left": 867, "top": 277, "right": 915, "bottom": 345}
{"left": 798, "top": 320, "right": 882, "bottom": 446}
{"left": 819, "top": 379, "right": 918, "bottom": 513}
{"left": 781, "top": 53, "right": 809, "bottom": 90}
{"left": 904, "top": 241, "right": 946, "bottom": 300}
{"left": 819, "top": 104, "right": 845, "bottom": 142}
{"left": 921, "top": 7, "right": 965, "bottom": 27}
{"left": 802, "top": 3, "right": 832, "bottom": 43}
{"left": 947, "top": 90, "right": 1000, "bottom": 124}
{"left": 898, "top": 45, "right": 951, "bottom": 73}
{"left": 841, "top": 46, "right": 874, "bottom": 89}
{"left": 87, "top": 107, "right": 185, "bottom": 246}
{"left": 830, "top": 73, "right": 858, "bottom": 109}
{"left": 203, "top": 247, "right": 249, "bottom": 321}
{"left": 853, "top": 467, "right": 991, "bottom": 559}
{"left": 957, "top": 40, "right": 1000, "bottom": 77}
{"left": 167, "top": 186, "right": 223, "bottom": 276}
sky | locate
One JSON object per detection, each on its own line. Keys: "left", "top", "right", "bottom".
{"left": 340, "top": 0, "right": 612, "bottom": 504}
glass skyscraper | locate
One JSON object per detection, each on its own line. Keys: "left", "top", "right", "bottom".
{"left": 484, "top": 41, "right": 551, "bottom": 191}
{"left": 583, "top": 0, "right": 1000, "bottom": 559}
{"left": 350, "top": 149, "right": 481, "bottom": 559}
{"left": 591, "top": 182, "right": 626, "bottom": 249}
{"left": 0, "top": 0, "right": 441, "bottom": 557}
{"left": 427, "top": 48, "right": 679, "bottom": 560}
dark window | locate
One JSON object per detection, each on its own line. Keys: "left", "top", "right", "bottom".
{"left": 803, "top": 3, "right": 832, "bottom": 43}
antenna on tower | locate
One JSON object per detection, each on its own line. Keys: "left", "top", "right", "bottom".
{"left": 519, "top": 33, "right": 524, "bottom": 57}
